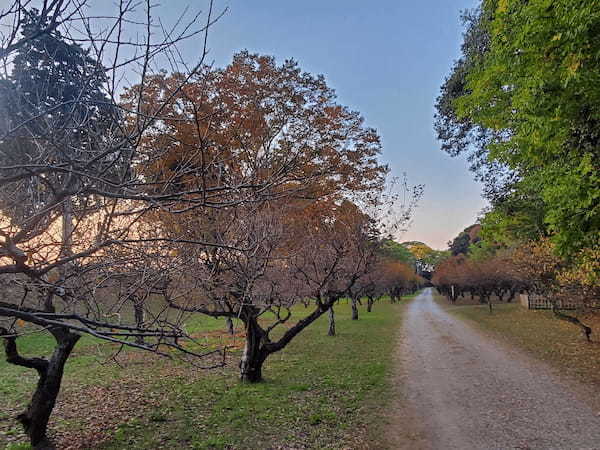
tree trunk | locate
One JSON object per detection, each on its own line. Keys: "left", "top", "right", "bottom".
{"left": 225, "top": 317, "right": 235, "bottom": 335}
{"left": 239, "top": 316, "right": 266, "bottom": 383}
{"left": 59, "top": 197, "right": 73, "bottom": 286}
{"left": 552, "top": 304, "right": 592, "bottom": 341}
{"left": 17, "top": 329, "right": 80, "bottom": 448}
{"left": 133, "top": 299, "right": 145, "bottom": 345}
{"left": 351, "top": 297, "right": 359, "bottom": 321}
{"left": 367, "top": 296, "right": 373, "bottom": 313}
{"left": 507, "top": 289, "right": 517, "bottom": 303}
{"left": 327, "top": 306, "right": 336, "bottom": 336}
{"left": 61, "top": 197, "right": 74, "bottom": 260}
{"left": 478, "top": 292, "right": 486, "bottom": 304}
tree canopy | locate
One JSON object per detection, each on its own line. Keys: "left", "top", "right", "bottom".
{"left": 435, "top": 0, "right": 600, "bottom": 256}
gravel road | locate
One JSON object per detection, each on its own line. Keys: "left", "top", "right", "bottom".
{"left": 399, "top": 288, "right": 600, "bottom": 450}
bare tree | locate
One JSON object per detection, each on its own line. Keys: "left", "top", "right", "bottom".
{"left": 161, "top": 198, "right": 382, "bottom": 382}
{"left": 0, "top": 1, "right": 237, "bottom": 446}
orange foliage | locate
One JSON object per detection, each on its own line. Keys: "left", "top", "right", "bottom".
{"left": 122, "top": 51, "right": 387, "bottom": 209}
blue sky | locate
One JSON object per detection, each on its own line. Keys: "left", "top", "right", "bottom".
{"left": 108, "top": 0, "right": 484, "bottom": 249}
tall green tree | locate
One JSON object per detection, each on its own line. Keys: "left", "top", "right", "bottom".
{"left": 436, "top": 0, "right": 600, "bottom": 255}
{"left": 380, "top": 239, "right": 416, "bottom": 267}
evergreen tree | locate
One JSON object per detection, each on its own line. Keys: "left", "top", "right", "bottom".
{"left": 0, "top": 8, "right": 123, "bottom": 226}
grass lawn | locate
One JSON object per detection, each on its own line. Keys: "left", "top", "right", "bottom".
{"left": 434, "top": 292, "right": 600, "bottom": 386}
{"left": 1, "top": 296, "right": 410, "bottom": 449}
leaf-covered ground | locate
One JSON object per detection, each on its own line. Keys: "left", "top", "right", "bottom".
{"left": 436, "top": 294, "right": 600, "bottom": 386}
{"left": 1, "top": 297, "right": 409, "bottom": 449}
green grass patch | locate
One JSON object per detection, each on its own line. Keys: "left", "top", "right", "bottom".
{"left": 1, "top": 297, "right": 411, "bottom": 449}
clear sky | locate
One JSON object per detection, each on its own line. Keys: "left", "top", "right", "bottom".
{"left": 87, "top": 0, "right": 486, "bottom": 250}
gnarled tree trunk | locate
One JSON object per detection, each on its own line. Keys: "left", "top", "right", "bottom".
{"left": 2, "top": 326, "right": 80, "bottom": 448}
{"left": 506, "top": 289, "right": 517, "bottom": 303}
{"left": 239, "top": 315, "right": 267, "bottom": 383}
{"left": 366, "top": 296, "right": 374, "bottom": 313}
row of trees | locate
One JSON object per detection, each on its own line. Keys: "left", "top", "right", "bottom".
{"left": 433, "top": 252, "right": 521, "bottom": 308}
{"left": 0, "top": 2, "right": 423, "bottom": 447}
{"left": 433, "top": 235, "right": 599, "bottom": 333}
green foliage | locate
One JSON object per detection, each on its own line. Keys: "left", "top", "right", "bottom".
{"left": 424, "top": 250, "right": 451, "bottom": 265}
{"left": 448, "top": 224, "right": 481, "bottom": 256}
{"left": 392, "top": 241, "right": 448, "bottom": 273}
{"left": 438, "top": 0, "right": 600, "bottom": 255}
{"left": 402, "top": 241, "right": 434, "bottom": 261}
{"left": 451, "top": 0, "right": 600, "bottom": 255}
{"left": 467, "top": 240, "right": 497, "bottom": 261}
{"left": 449, "top": 232, "right": 471, "bottom": 256}
{"left": 478, "top": 175, "right": 547, "bottom": 247}
{"left": 380, "top": 239, "right": 416, "bottom": 267}
{"left": 5, "top": 444, "right": 32, "bottom": 450}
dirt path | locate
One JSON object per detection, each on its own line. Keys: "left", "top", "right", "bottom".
{"left": 395, "top": 288, "right": 600, "bottom": 450}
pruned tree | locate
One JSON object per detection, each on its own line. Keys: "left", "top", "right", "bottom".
{"left": 158, "top": 195, "right": 384, "bottom": 382}
{"left": 127, "top": 50, "right": 396, "bottom": 381}
{"left": 289, "top": 199, "right": 380, "bottom": 336}
{"left": 432, "top": 252, "right": 522, "bottom": 311}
